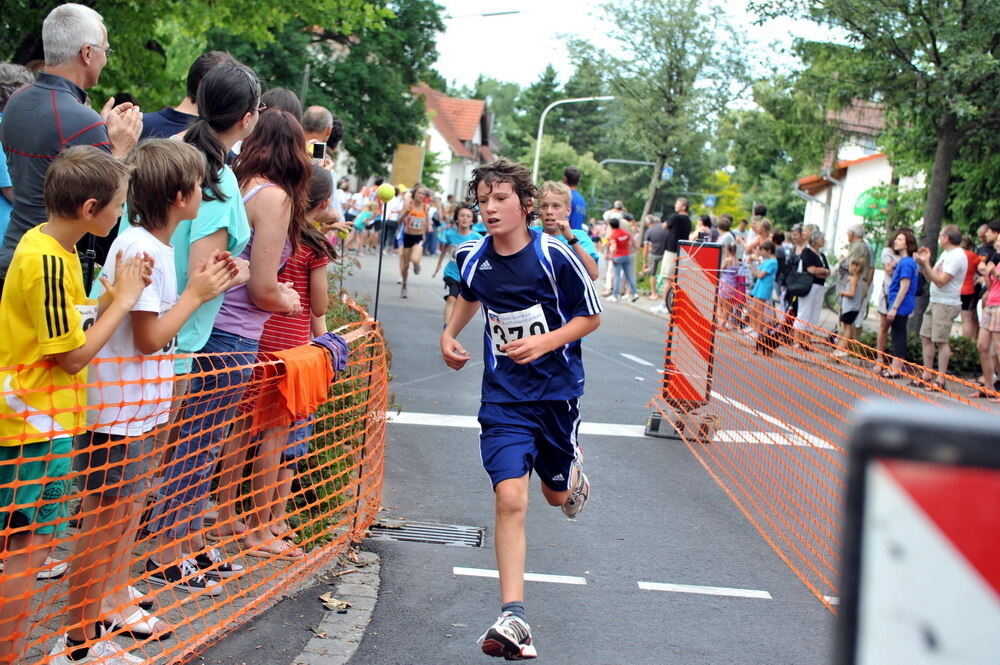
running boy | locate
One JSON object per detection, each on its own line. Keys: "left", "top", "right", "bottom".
{"left": 439, "top": 159, "right": 602, "bottom": 660}
{"left": 433, "top": 204, "right": 482, "bottom": 325}
{"left": 533, "top": 181, "right": 600, "bottom": 280}
{"left": 0, "top": 146, "right": 149, "bottom": 665}
{"left": 53, "top": 140, "right": 236, "bottom": 659}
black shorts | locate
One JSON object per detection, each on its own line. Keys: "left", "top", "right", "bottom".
{"left": 961, "top": 292, "right": 980, "bottom": 311}
{"left": 443, "top": 276, "right": 461, "bottom": 300}
{"left": 402, "top": 233, "right": 423, "bottom": 249}
{"left": 840, "top": 310, "right": 860, "bottom": 325}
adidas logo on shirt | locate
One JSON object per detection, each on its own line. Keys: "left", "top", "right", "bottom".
{"left": 480, "top": 260, "right": 493, "bottom": 271}
{"left": 551, "top": 473, "right": 565, "bottom": 482}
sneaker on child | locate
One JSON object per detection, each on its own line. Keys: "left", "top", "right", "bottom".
{"left": 477, "top": 612, "right": 537, "bottom": 660}
{"left": 145, "top": 558, "right": 221, "bottom": 596}
{"left": 561, "top": 460, "right": 590, "bottom": 518}
{"left": 195, "top": 547, "right": 244, "bottom": 579}
{"left": 48, "top": 634, "right": 145, "bottom": 665}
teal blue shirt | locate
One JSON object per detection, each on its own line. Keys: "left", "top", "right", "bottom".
{"left": 441, "top": 227, "right": 482, "bottom": 282}
{"left": 118, "top": 165, "right": 250, "bottom": 372}
{"left": 530, "top": 226, "right": 600, "bottom": 263}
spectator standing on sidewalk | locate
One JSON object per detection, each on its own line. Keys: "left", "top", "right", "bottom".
{"left": 833, "top": 225, "right": 872, "bottom": 357}
{"left": 0, "top": 64, "right": 34, "bottom": 245}
{"left": 608, "top": 217, "right": 639, "bottom": 302}
{"left": 563, "top": 166, "right": 587, "bottom": 230}
{"left": 913, "top": 224, "right": 966, "bottom": 391}
{"left": 656, "top": 197, "right": 692, "bottom": 312}
{"left": 882, "top": 229, "right": 919, "bottom": 379}
{"left": 642, "top": 215, "right": 667, "bottom": 300}
{"left": 0, "top": 3, "right": 143, "bottom": 287}
{"left": 141, "top": 51, "right": 236, "bottom": 139}
{"left": 959, "top": 234, "right": 982, "bottom": 340}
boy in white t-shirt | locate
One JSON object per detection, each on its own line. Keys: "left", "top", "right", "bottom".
{"left": 56, "top": 140, "right": 236, "bottom": 658}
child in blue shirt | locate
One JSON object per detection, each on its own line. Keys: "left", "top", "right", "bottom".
{"left": 433, "top": 204, "right": 482, "bottom": 325}
{"left": 440, "top": 159, "right": 602, "bottom": 660}
{"left": 749, "top": 241, "right": 777, "bottom": 336}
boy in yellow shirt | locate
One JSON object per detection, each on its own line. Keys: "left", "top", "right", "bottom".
{"left": 0, "top": 146, "right": 149, "bottom": 665}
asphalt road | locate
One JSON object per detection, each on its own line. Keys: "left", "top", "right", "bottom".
{"left": 338, "top": 252, "right": 835, "bottom": 665}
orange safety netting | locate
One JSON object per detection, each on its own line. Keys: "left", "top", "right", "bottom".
{"left": 0, "top": 300, "right": 388, "bottom": 664}
{"left": 652, "top": 256, "right": 996, "bottom": 614}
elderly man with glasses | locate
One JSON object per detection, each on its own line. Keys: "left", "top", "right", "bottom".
{"left": 0, "top": 3, "right": 142, "bottom": 290}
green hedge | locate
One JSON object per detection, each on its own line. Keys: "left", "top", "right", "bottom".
{"left": 856, "top": 330, "right": 981, "bottom": 376}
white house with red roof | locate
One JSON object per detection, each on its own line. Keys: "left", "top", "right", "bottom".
{"left": 413, "top": 83, "right": 495, "bottom": 201}
{"left": 794, "top": 101, "right": 923, "bottom": 251}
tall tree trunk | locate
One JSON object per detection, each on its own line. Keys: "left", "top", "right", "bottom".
{"left": 641, "top": 155, "right": 666, "bottom": 220}
{"left": 908, "top": 112, "right": 962, "bottom": 333}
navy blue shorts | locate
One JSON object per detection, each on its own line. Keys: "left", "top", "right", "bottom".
{"left": 478, "top": 399, "right": 581, "bottom": 491}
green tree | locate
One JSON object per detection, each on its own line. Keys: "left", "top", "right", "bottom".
{"left": 719, "top": 75, "right": 834, "bottom": 227}
{"left": 505, "top": 64, "right": 564, "bottom": 156}
{"left": 572, "top": 0, "right": 750, "bottom": 219}
{"left": 468, "top": 76, "right": 521, "bottom": 151}
{"left": 210, "top": 0, "right": 445, "bottom": 179}
{"left": 0, "top": 0, "right": 391, "bottom": 109}
{"left": 751, "top": 0, "right": 1000, "bottom": 256}
{"left": 518, "top": 135, "right": 612, "bottom": 196}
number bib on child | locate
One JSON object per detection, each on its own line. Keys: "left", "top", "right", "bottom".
{"left": 75, "top": 303, "right": 97, "bottom": 332}
{"left": 487, "top": 304, "right": 549, "bottom": 356}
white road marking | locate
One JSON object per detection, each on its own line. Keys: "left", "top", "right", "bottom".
{"left": 387, "top": 412, "right": 828, "bottom": 448}
{"left": 453, "top": 567, "right": 587, "bottom": 585}
{"left": 620, "top": 353, "right": 655, "bottom": 367}
{"left": 715, "top": 395, "right": 834, "bottom": 450}
{"left": 638, "top": 581, "right": 772, "bottom": 599}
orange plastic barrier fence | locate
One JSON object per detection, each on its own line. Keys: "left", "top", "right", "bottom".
{"left": 652, "top": 248, "right": 996, "bottom": 614}
{"left": 0, "top": 302, "right": 388, "bottom": 665}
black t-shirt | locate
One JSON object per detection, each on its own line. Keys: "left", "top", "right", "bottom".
{"left": 800, "top": 246, "right": 829, "bottom": 286}
{"left": 976, "top": 243, "right": 1000, "bottom": 265}
{"left": 664, "top": 213, "right": 691, "bottom": 253}
{"left": 645, "top": 224, "right": 669, "bottom": 255}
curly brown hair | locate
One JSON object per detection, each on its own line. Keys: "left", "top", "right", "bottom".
{"left": 467, "top": 158, "right": 538, "bottom": 223}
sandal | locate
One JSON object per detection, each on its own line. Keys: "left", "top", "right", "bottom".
{"left": 128, "top": 585, "right": 154, "bottom": 611}
{"left": 245, "top": 539, "right": 304, "bottom": 560}
{"left": 880, "top": 370, "right": 902, "bottom": 379}
{"left": 924, "top": 382, "right": 946, "bottom": 393}
{"left": 102, "top": 607, "right": 173, "bottom": 641}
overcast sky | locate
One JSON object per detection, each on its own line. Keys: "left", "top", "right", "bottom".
{"left": 434, "top": 0, "right": 831, "bottom": 92}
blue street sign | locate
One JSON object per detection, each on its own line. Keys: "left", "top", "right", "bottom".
{"left": 704, "top": 195, "right": 717, "bottom": 208}
{"left": 660, "top": 165, "right": 673, "bottom": 181}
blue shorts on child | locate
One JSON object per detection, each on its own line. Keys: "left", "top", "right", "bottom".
{"left": 478, "top": 399, "right": 581, "bottom": 492}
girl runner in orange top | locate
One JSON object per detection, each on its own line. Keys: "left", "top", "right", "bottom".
{"left": 398, "top": 184, "right": 429, "bottom": 298}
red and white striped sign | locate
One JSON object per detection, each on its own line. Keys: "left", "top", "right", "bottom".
{"left": 855, "top": 458, "right": 1000, "bottom": 664}
{"left": 662, "top": 241, "right": 722, "bottom": 411}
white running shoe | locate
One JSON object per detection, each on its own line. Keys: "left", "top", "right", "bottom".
{"left": 0, "top": 556, "right": 69, "bottom": 580}
{"left": 561, "top": 460, "right": 590, "bottom": 518}
{"left": 477, "top": 612, "right": 537, "bottom": 660}
{"left": 48, "top": 635, "right": 145, "bottom": 664}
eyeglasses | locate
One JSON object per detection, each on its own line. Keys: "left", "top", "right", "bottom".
{"left": 87, "top": 43, "right": 113, "bottom": 57}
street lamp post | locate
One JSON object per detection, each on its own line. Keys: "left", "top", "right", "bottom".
{"left": 591, "top": 158, "right": 657, "bottom": 200}
{"left": 531, "top": 95, "right": 615, "bottom": 183}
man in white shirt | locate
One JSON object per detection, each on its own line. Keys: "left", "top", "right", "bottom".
{"left": 915, "top": 224, "right": 967, "bottom": 386}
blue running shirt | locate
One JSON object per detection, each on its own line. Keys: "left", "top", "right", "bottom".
{"left": 455, "top": 229, "right": 602, "bottom": 403}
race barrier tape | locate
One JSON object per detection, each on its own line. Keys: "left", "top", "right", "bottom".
{"left": 651, "top": 250, "right": 997, "bottom": 613}
{"left": 0, "top": 300, "right": 387, "bottom": 664}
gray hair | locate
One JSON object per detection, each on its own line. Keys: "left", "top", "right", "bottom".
{"left": 847, "top": 223, "right": 865, "bottom": 238}
{"left": 809, "top": 229, "right": 826, "bottom": 247}
{"left": 43, "top": 4, "right": 105, "bottom": 67}
{"left": 0, "top": 63, "right": 34, "bottom": 111}
{"left": 302, "top": 105, "right": 333, "bottom": 134}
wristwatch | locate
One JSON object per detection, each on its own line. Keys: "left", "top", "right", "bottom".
{"left": 567, "top": 236, "right": 580, "bottom": 245}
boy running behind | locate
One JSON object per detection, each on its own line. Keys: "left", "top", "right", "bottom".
{"left": 0, "top": 146, "right": 150, "bottom": 665}
{"left": 439, "top": 159, "right": 602, "bottom": 660}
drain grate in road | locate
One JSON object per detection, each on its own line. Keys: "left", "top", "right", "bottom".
{"left": 368, "top": 519, "right": 484, "bottom": 547}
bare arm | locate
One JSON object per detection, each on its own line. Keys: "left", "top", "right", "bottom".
{"left": 245, "top": 187, "right": 299, "bottom": 313}
{"left": 1, "top": 186, "right": 12, "bottom": 205}
{"left": 433, "top": 244, "right": 450, "bottom": 277}
{"left": 310, "top": 264, "right": 329, "bottom": 318}
{"left": 440, "top": 295, "right": 480, "bottom": 370}
{"left": 502, "top": 314, "right": 601, "bottom": 365}
{"left": 51, "top": 256, "right": 147, "bottom": 375}
{"left": 131, "top": 253, "right": 235, "bottom": 354}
